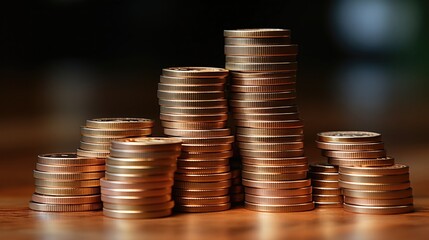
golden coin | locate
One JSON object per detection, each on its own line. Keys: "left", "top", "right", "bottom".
{"left": 344, "top": 196, "right": 413, "bottom": 206}
{"left": 35, "top": 187, "right": 100, "bottom": 196}
{"left": 175, "top": 203, "right": 231, "bottom": 212}
{"left": 86, "top": 118, "right": 154, "bottom": 129}
{"left": 34, "top": 179, "right": 100, "bottom": 188}
{"left": 176, "top": 166, "right": 230, "bottom": 174}
{"left": 342, "top": 188, "right": 413, "bottom": 199}
{"left": 173, "top": 180, "right": 232, "bottom": 189}
{"left": 317, "top": 131, "right": 381, "bottom": 143}
{"left": 232, "top": 76, "right": 296, "bottom": 86}
{"left": 316, "top": 141, "right": 384, "bottom": 151}
{"left": 237, "top": 134, "right": 303, "bottom": 143}
{"left": 343, "top": 203, "right": 413, "bottom": 215}
{"left": 33, "top": 170, "right": 104, "bottom": 181}
{"left": 175, "top": 196, "right": 230, "bottom": 205}
{"left": 225, "top": 37, "right": 290, "bottom": 45}
{"left": 103, "top": 208, "right": 172, "bottom": 219}
{"left": 242, "top": 178, "right": 311, "bottom": 190}
{"left": 312, "top": 187, "right": 341, "bottom": 195}
{"left": 100, "top": 178, "right": 173, "bottom": 189}
{"left": 80, "top": 127, "right": 152, "bottom": 137}
{"left": 328, "top": 157, "right": 395, "bottom": 167}
{"left": 244, "top": 201, "right": 314, "bottom": 212}
{"left": 107, "top": 156, "right": 177, "bottom": 166}
{"left": 232, "top": 91, "right": 296, "bottom": 101}
{"left": 79, "top": 141, "right": 111, "bottom": 151}
{"left": 236, "top": 127, "right": 303, "bottom": 136}
{"left": 322, "top": 150, "right": 386, "bottom": 159}
{"left": 109, "top": 149, "right": 180, "bottom": 159}
{"left": 162, "top": 121, "right": 226, "bottom": 130}
{"left": 157, "top": 90, "right": 225, "bottom": 100}
{"left": 310, "top": 172, "right": 339, "bottom": 181}
{"left": 160, "top": 113, "right": 228, "bottom": 122}
{"left": 179, "top": 150, "right": 233, "bottom": 160}
{"left": 179, "top": 135, "right": 235, "bottom": 145}
{"left": 101, "top": 195, "right": 171, "bottom": 205}
{"left": 242, "top": 171, "right": 307, "bottom": 181}
{"left": 227, "top": 55, "right": 296, "bottom": 63}
{"left": 339, "top": 173, "right": 410, "bottom": 184}
{"left": 35, "top": 163, "right": 105, "bottom": 173}
{"left": 339, "top": 164, "right": 408, "bottom": 175}
{"left": 241, "top": 156, "right": 308, "bottom": 167}
{"left": 245, "top": 194, "right": 312, "bottom": 205}
{"left": 164, "top": 128, "right": 231, "bottom": 137}
{"left": 232, "top": 106, "right": 298, "bottom": 114}
{"left": 181, "top": 144, "right": 232, "bottom": 153}
{"left": 37, "top": 153, "right": 104, "bottom": 166}
{"left": 160, "top": 106, "right": 228, "bottom": 115}
{"left": 230, "top": 99, "right": 296, "bottom": 108}
{"left": 174, "top": 172, "right": 231, "bottom": 182}
{"left": 240, "top": 149, "right": 304, "bottom": 158}
{"left": 160, "top": 75, "right": 226, "bottom": 85}
{"left": 226, "top": 62, "right": 298, "bottom": 72}
{"left": 244, "top": 186, "right": 312, "bottom": 196}
{"left": 224, "top": 29, "right": 290, "bottom": 38}
{"left": 80, "top": 135, "right": 123, "bottom": 144}
{"left": 339, "top": 180, "right": 410, "bottom": 191}
{"left": 312, "top": 179, "right": 339, "bottom": 188}
{"left": 162, "top": 67, "right": 228, "bottom": 78}
{"left": 159, "top": 99, "right": 227, "bottom": 108}
{"left": 31, "top": 193, "right": 101, "bottom": 204}
{"left": 106, "top": 164, "right": 176, "bottom": 175}
{"left": 103, "top": 200, "right": 174, "bottom": 211}
{"left": 29, "top": 202, "right": 102, "bottom": 212}
{"left": 177, "top": 158, "right": 229, "bottom": 167}
{"left": 101, "top": 187, "right": 171, "bottom": 197}
{"left": 312, "top": 195, "right": 343, "bottom": 203}
{"left": 225, "top": 45, "right": 298, "bottom": 56}
{"left": 105, "top": 172, "right": 173, "bottom": 182}
{"left": 173, "top": 188, "right": 229, "bottom": 197}
{"left": 110, "top": 137, "right": 182, "bottom": 151}
{"left": 242, "top": 164, "right": 308, "bottom": 173}
{"left": 76, "top": 149, "right": 109, "bottom": 158}
{"left": 158, "top": 83, "right": 225, "bottom": 92}
{"left": 238, "top": 141, "right": 303, "bottom": 150}
{"left": 309, "top": 163, "right": 338, "bottom": 173}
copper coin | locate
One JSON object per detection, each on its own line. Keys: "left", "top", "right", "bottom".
{"left": 174, "top": 172, "right": 231, "bottom": 182}
{"left": 322, "top": 150, "right": 386, "bottom": 159}
{"left": 79, "top": 141, "right": 111, "bottom": 152}
{"left": 342, "top": 188, "right": 413, "bottom": 199}
{"left": 232, "top": 106, "right": 298, "bottom": 114}
{"left": 31, "top": 193, "right": 101, "bottom": 204}
{"left": 103, "top": 208, "right": 172, "bottom": 219}
{"left": 86, "top": 118, "right": 154, "bottom": 129}
{"left": 101, "top": 194, "right": 171, "bottom": 205}
{"left": 157, "top": 90, "right": 225, "bottom": 100}
{"left": 242, "top": 164, "right": 308, "bottom": 173}
{"left": 174, "top": 196, "right": 230, "bottom": 205}
{"left": 162, "top": 67, "right": 228, "bottom": 78}
{"left": 159, "top": 99, "right": 227, "bottom": 108}
{"left": 231, "top": 91, "right": 296, "bottom": 101}
{"left": 179, "top": 151, "right": 233, "bottom": 160}
{"left": 173, "top": 188, "right": 229, "bottom": 197}
{"left": 35, "top": 163, "right": 105, "bottom": 173}
{"left": 312, "top": 187, "right": 341, "bottom": 195}
{"left": 160, "top": 106, "right": 228, "bottom": 115}
{"left": 160, "top": 75, "right": 226, "bottom": 85}
{"left": 316, "top": 141, "right": 384, "bottom": 151}
{"left": 312, "top": 179, "right": 339, "bottom": 188}
{"left": 80, "top": 127, "right": 152, "bottom": 137}
{"left": 227, "top": 55, "right": 296, "bottom": 63}
{"left": 237, "top": 134, "right": 303, "bottom": 143}
{"left": 312, "top": 195, "right": 343, "bottom": 203}
{"left": 164, "top": 129, "right": 231, "bottom": 137}
{"left": 100, "top": 178, "right": 173, "bottom": 189}
{"left": 339, "top": 173, "right": 410, "bottom": 184}
{"left": 339, "top": 180, "right": 410, "bottom": 191}
{"left": 177, "top": 158, "right": 229, "bottom": 168}
{"left": 105, "top": 172, "right": 173, "bottom": 182}
{"left": 34, "top": 179, "right": 100, "bottom": 188}
{"left": 317, "top": 131, "right": 381, "bottom": 143}
{"left": 76, "top": 149, "right": 109, "bottom": 158}
{"left": 310, "top": 172, "right": 339, "bottom": 181}
{"left": 344, "top": 196, "right": 413, "bottom": 206}
{"left": 245, "top": 194, "right": 312, "bottom": 205}
{"left": 158, "top": 83, "right": 225, "bottom": 92}
{"left": 224, "top": 45, "right": 298, "bottom": 56}
{"left": 231, "top": 71, "right": 295, "bottom": 79}
{"left": 240, "top": 149, "right": 304, "bottom": 158}
{"left": 328, "top": 157, "right": 395, "bottom": 167}
{"left": 178, "top": 136, "right": 235, "bottom": 145}
{"left": 242, "top": 179, "right": 311, "bottom": 189}
{"left": 343, "top": 203, "right": 413, "bottom": 214}
{"left": 160, "top": 113, "right": 228, "bottom": 122}
{"left": 173, "top": 180, "right": 232, "bottom": 190}
{"left": 181, "top": 144, "right": 232, "bottom": 153}
{"left": 315, "top": 202, "right": 343, "bottom": 208}
{"left": 242, "top": 171, "right": 307, "bottom": 181}
{"left": 176, "top": 166, "right": 230, "bottom": 174}
{"left": 175, "top": 203, "right": 231, "bottom": 212}
{"left": 226, "top": 62, "right": 298, "bottom": 72}
{"left": 224, "top": 37, "right": 290, "bottom": 45}
{"left": 230, "top": 99, "right": 296, "bottom": 108}
{"left": 244, "top": 186, "right": 312, "bottom": 196}
{"left": 110, "top": 137, "right": 182, "bottom": 151}
{"left": 29, "top": 202, "right": 102, "bottom": 212}
{"left": 103, "top": 200, "right": 174, "bottom": 211}
{"left": 106, "top": 164, "right": 176, "bottom": 175}
{"left": 236, "top": 127, "right": 303, "bottom": 136}
{"left": 37, "top": 153, "right": 105, "bottom": 166}
{"left": 309, "top": 163, "right": 338, "bottom": 173}
{"left": 162, "top": 121, "right": 226, "bottom": 130}
{"left": 339, "top": 164, "right": 409, "bottom": 175}
{"left": 233, "top": 112, "right": 300, "bottom": 121}
{"left": 33, "top": 170, "right": 104, "bottom": 181}
{"left": 109, "top": 149, "right": 180, "bottom": 159}
{"left": 35, "top": 187, "right": 100, "bottom": 196}
{"left": 101, "top": 187, "right": 171, "bottom": 197}
{"left": 107, "top": 156, "right": 177, "bottom": 166}
{"left": 238, "top": 141, "right": 303, "bottom": 151}
{"left": 224, "top": 29, "right": 290, "bottom": 38}
{"left": 244, "top": 202, "right": 314, "bottom": 212}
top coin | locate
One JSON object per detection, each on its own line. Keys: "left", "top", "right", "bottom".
{"left": 224, "top": 29, "right": 290, "bottom": 38}
{"left": 162, "top": 67, "right": 229, "bottom": 78}
{"left": 86, "top": 118, "right": 154, "bottom": 129}
{"left": 37, "top": 153, "right": 104, "bottom": 166}
{"left": 317, "top": 131, "right": 381, "bottom": 143}
{"left": 339, "top": 164, "right": 409, "bottom": 176}
{"left": 111, "top": 137, "right": 182, "bottom": 151}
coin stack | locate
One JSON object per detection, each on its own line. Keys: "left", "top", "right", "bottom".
{"left": 158, "top": 67, "right": 234, "bottom": 213}
{"left": 78, "top": 118, "right": 154, "bottom": 159}
{"left": 224, "top": 28, "right": 313, "bottom": 212}
{"left": 101, "top": 137, "right": 181, "bottom": 219}
{"left": 340, "top": 164, "right": 414, "bottom": 214}
{"left": 29, "top": 153, "right": 104, "bottom": 212}
{"left": 309, "top": 163, "right": 342, "bottom": 207}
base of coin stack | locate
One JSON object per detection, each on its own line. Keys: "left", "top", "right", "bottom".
{"left": 29, "top": 153, "right": 104, "bottom": 212}
{"left": 224, "top": 29, "right": 313, "bottom": 212}
{"left": 101, "top": 137, "right": 181, "bottom": 219}
{"left": 315, "top": 131, "right": 414, "bottom": 214}
{"left": 158, "top": 67, "right": 233, "bottom": 213}
{"left": 310, "top": 163, "right": 342, "bottom": 208}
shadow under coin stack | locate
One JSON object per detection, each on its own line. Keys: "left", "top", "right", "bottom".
{"left": 224, "top": 28, "right": 313, "bottom": 212}
{"left": 158, "top": 67, "right": 233, "bottom": 213}
{"left": 309, "top": 163, "right": 342, "bottom": 208}
{"left": 101, "top": 137, "right": 181, "bottom": 219}
{"left": 29, "top": 153, "right": 104, "bottom": 212}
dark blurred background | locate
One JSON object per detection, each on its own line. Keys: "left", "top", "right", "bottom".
{"left": 1, "top": 0, "right": 428, "bottom": 196}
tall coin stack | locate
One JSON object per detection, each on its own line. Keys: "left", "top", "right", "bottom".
{"left": 29, "top": 153, "right": 104, "bottom": 212}
{"left": 158, "top": 67, "right": 234, "bottom": 213}
{"left": 224, "top": 28, "right": 314, "bottom": 212}
{"left": 316, "top": 131, "right": 413, "bottom": 214}
{"left": 102, "top": 137, "right": 181, "bottom": 219}
{"left": 309, "top": 163, "right": 342, "bottom": 207}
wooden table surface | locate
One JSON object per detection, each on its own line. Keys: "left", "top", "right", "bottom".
{"left": 1, "top": 186, "right": 428, "bottom": 240}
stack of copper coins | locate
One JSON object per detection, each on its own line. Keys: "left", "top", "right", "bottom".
{"left": 158, "top": 67, "right": 234, "bottom": 213}
{"left": 78, "top": 118, "right": 154, "bottom": 160}
{"left": 309, "top": 163, "right": 342, "bottom": 207}
{"left": 101, "top": 137, "right": 181, "bottom": 219}
{"left": 224, "top": 29, "right": 313, "bottom": 212}
{"left": 340, "top": 165, "right": 414, "bottom": 214}
{"left": 29, "top": 153, "right": 104, "bottom": 212}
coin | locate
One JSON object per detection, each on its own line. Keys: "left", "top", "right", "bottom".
{"left": 35, "top": 187, "right": 100, "bottom": 196}
{"left": 231, "top": 91, "right": 296, "bottom": 101}
{"left": 179, "top": 136, "right": 235, "bottom": 145}
{"left": 176, "top": 166, "right": 230, "bottom": 174}
{"left": 29, "top": 202, "right": 102, "bottom": 212}
{"left": 110, "top": 137, "right": 182, "bottom": 151}
{"left": 177, "top": 158, "right": 229, "bottom": 167}
{"left": 236, "top": 127, "right": 303, "bottom": 136}
{"left": 109, "top": 149, "right": 180, "bottom": 159}
{"left": 240, "top": 149, "right": 304, "bottom": 158}
{"left": 31, "top": 193, "right": 101, "bottom": 204}
{"left": 244, "top": 202, "right": 314, "bottom": 212}
{"left": 339, "top": 173, "right": 410, "bottom": 184}
{"left": 162, "top": 121, "right": 226, "bottom": 130}
{"left": 86, "top": 118, "right": 154, "bottom": 129}
{"left": 100, "top": 178, "right": 174, "bottom": 189}
{"left": 34, "top": 179, "right": 100, "bottom": 188}
{"left": 163, "top": 129, "right": 231, "bottom": 137}
{"left": 309, "top": 163, "right": 338, "bottom": 173}
{"left": 225, "top": 37, "right": 290, "bottom": 45}
{"left": 232, "top": 106, "right": 298, "bottom": 114}
{"left": 232, "top": 76, "right": 296, "bottom": 86}
{"left": 160, "top": 75, "right": 226, "bottom": 85}
{"left": 316, "top": 141, "right": 384, "bottom": 151}
{"left": 344, "top": 196, "right": 413, "bottom": 206}
{"left": 343, "top": 203, "right": 413, "bottom": 214}
{"left": 159, "top": 99, "right": 227, "bottom": 108}
{"left": 312, "top": 187, "right": 342, "bottom": 195}
{"left": 175, "top": 203, "right": 231, "bottom": 212}
{"left": 76, "top": 148, "right": 109, "bottom": 158}
{"left": 103, "top": 201, "right": 174, "bottom": 211}
{"left": 317, "top": 131, "right": 382, "bottom": 143}
{"left": 35, "top": 163, "right": 105, "bottom": 173}
{"left": 224, "top": 29, "right": 290, "bottom": 38}
{"left": 37, "top": 153, "right": 104, "bottom": 166}
{"left": 328, "top": 157, "right": 395, "bottom": 167}
{"left": 105, "top": 172, "right": 173, "bottom": 182}
{"left": 312, "top": 195, "right": 343, "bottom": 202}
{"left": 79, "top": 141, "right": 110, "bottom": 151}
{"left": 322, "top": 150, "right": 386, "bottom": 159}
{"left": 342, "top": 188, "right": 413, "bottom": 199}
{"left": 106, "top": 156, "right": 177, "bottom": 166}
{"left": 242, "top": 164, "right": 308, "bottom": 173}
{"left": 234, "top": 112, "right": 300, "bottom": 121}
{"left": 101, "top": 187, "right": 171, "bottom": 197}
{"left": 174, "top": 172, "right": 232, "bottom": 182}
{"left": 244, "top": 186, "right": 312, "bottom": 196}
{"left": 245, "top": 194, "right": 312, "bottom": 205}
{"left": 338, "top": 180, "right": 410, "bottom": 191}
{"left": 310, "top": 172, "right": 339, "bottom": 181}
{"left": 103, "top": 208, "right": 172, "bottom": 219}
{"left": 160, "top": 113, "right": 228, "bottom": 122}
{"left": 230, "top": 99, "right": 296, "bottom": 108}
{"left": 231, "top": 83, "right": 297, "bottom": 93}
{"left": 101, "top": 195, "right": 171, "bottom": 205}
{"left": 224, "top": 45, "right": 298, "bottom": 56}
{"left": 339, "top": 164, "right": 409, "bottom": 175}
{"left": 158, "top": 83, "right": 225, "bottom": 92}
{"left": 173, "top": 188, "right": 229, "bottom": 197}
{"left": 160, "top": 106, "right": 228, "bottom": 115}
{"left": 226, "top": 62, "right": 298, "bottom": 72}
{"left": 238, "top": 142, "right": 303, "bottom": 151}
{"left": 175, "top": 196, "right": 230, "bottom": 205}
{"left": 173, "top": 180, "right": 232, "bottom": 190}
{"left": 106, "top": 164, "right": 176, "bottom": 175}
{"left": 237, "top": 134, "right": 303, "bottom": 143}
{"left": 227, "top": 55, "right": 297, "bottom": 63}
{"left": 162, "top": 67, "right": 229, "bottom": 78}
{"left": 33, "top": 170, "right": 104, "bottom": 181}
{"left": 181, "top": 144, "right": 232, "bottom": 153}
{"left": 80, "top": 127, "right": 152, "bottom": 137}
{"left": 242, "top": 171, "right": 307, "bottom": 181}
{"left": 312, "top": 180, "right": 339, "bottom": 188}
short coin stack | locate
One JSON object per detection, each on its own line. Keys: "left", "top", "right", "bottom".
{"left": 29, "top": 153, "right": 104, "bottom": 212}
{"left": 78, "top": 118, "right": 154, "bottom": 159}
{"left": 309, "top": 163, "right": 342, "bottom": 207}
{"left": 340, "top": 164, "right": 414, "bottom": 214}
{"left": 224, "top": 28, "right": 313, "bottom": 212}
{"left": 158, "top": 67, "right": 233, "bottom": 212}
{"left": 101, "top": 137, "right": 181, "bottom": 219}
